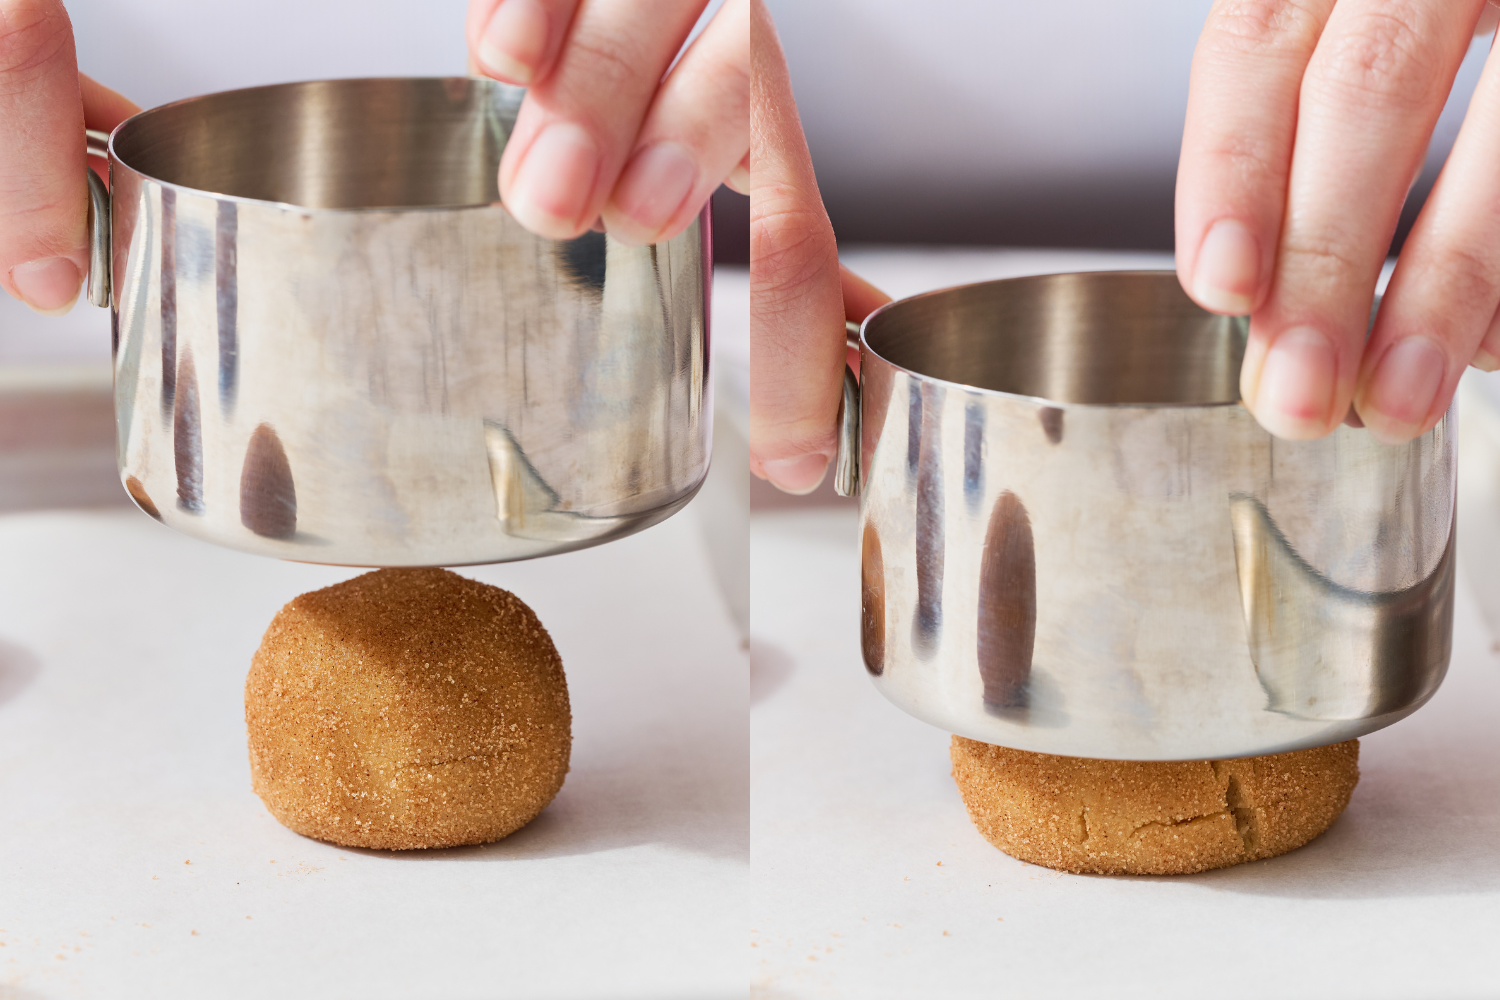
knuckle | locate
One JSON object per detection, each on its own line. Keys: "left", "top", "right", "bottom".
{"left": 0, "top": 189, "right": 83, "bottom": 253}
{"left": 1420, "top": 242, "right": 1500, "bottom": 305}
{"left": 752, "top": 425, "right": 837, "bottom": 464}
{"left": 560, "top": 32, "right": 643, "bottom": 97}
{"left": 1312, "top": 9, "right": 1447, "bottom": 108}
{"left": 0, "top": 1, "right": 70, "bottom": 85}
{"left": 1279, "top": 230, "right": 1364, "bottom": 281}
{"left": 1203, "top": 0, "right": 1324, "bottom": 59}
{"left": 710, "top": 56, "right": 751, "bottom": 111}
{"left": 1201, "top": 130, "right": 1285, "bottom": 184}
{"left": 750, "top": 200, "right": 838, "bottom": 302}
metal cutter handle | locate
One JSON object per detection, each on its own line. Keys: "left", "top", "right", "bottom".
{"left": 84, "top": 128, "right": 111, "bottom": 308}
{"left": 833, "top": 320, "right": 861, "bottom": 497}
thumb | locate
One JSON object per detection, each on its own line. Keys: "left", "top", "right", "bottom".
{"left": 0, "top": 0, "right": 86, "bottom": 314}
{"left": 749, "top": 0, "right": 846, "bottom": 495}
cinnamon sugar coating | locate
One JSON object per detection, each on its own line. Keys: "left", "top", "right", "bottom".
{"left": 950, "top": 736, "right": 1358, "bottom": 875}
{"left": 246, "top": 568, "right": 570, "bottom": 850}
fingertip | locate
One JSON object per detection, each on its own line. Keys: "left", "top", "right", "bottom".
{"left": 1356, "top": 411, "right": 1428, "bottom": 446}
{"left": 602, "top": 141, "right": 699, "bottom": 247}
{"left": 1238, "top": 331, "right": 1268, "bottom": 411}
{"left": 1248, "top": 326, "right": 1341, "bottom": 440}
{"left": 500, "top": 121, "right": 600, "bottom": 240}
{"left": 1189, "top": 218, "right": 1260, "bottom": 316}
{"left": 78, "top": 73, "right": 141, "bottom": 125}
{"left": 838, "top": 265, "right": 891, "bottom": 322}
{"left": 725, "top": 156, "right": 749, "bottom": 195}
{"left": 477, "top": 46, "right": 536, "bottom": 87}
{"left": 759, "top": 453, "right": 832, "bottom": 495}
{"left": 8, "top": 256, "right": 82, "bottom": 315}
{"left": 475, "top": 0, "right": 549, "bottom": 86}
{"left": 1354, "top": 336, "right": 1447, "bottom": 445}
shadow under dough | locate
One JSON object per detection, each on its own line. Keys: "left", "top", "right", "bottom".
{"left": 0, "top": 637, "right": 41, "bottom": 706}
{"left": 750, "top": 640, "right": 795, "bottom": 706}
{"left": 332, "top": 717, "right": 748, "bottom": 865}
{"left": 1115, "top": 781, "right": 1500, "bottom": 900}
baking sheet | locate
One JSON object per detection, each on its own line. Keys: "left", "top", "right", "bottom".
{"left": 0, "top": 504, "right": 746, "bottom": 1000}
{"left": 751, "top": 504, "right": 1500, "bottom": 1000}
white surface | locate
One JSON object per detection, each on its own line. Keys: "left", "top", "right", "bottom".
{"left": 751, "top": 506, "right": 1500, "bottom": 1000}
{"left": 712, "top": 267, "right": 750, "bottom": 444}
{"left": 755, "top": 246, "right": 1490, "bottom": 999}
{"left": 0, "top": 505, "right": 746, "bottom": 999}
{"left": 702, "top": 266, "right": 750, "bottom": 638}
{"left": 1457, "top": 368, "right": 1500, "bottom": 646}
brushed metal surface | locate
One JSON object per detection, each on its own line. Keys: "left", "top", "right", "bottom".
{"left": 843, "top": 271, "right": 1454, "bottom": 760}
{"left": 87, "top": 77, "right": 710, "bottom": 566}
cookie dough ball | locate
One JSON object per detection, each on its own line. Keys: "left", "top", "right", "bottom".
{"left": 951, "top": 736, "right": 1358, "bottom": 875}
{"left": 246, "top": 568, "right": 570, "bottom": 850}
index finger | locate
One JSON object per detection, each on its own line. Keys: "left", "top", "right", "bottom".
{"left": 0, "top": 0, "right": 86, "bottom": 313}
{"left": 749, "top": 0, "right": 847, "bottom": 494}
{"left": 1175, "top": 0, "right": 1335, "bottom": 318}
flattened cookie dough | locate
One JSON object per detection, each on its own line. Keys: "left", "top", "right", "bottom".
{"left": 951, "top": 736, "right": 1358, "bottom": 875}
{"left": 246, "top": 568, "right": 570, "bottom": 850}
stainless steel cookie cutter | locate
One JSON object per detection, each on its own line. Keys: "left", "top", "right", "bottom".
{"left": 84, "top": 77, "right": 710, "bottom": 567}
{"left": 837, "top": 271, "right": 1453, "bottom": 760}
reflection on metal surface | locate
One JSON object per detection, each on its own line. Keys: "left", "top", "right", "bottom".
{"left": 481, "top": 419, "right": 683, "bottom": 546}
{"left": 1456, "top": 372, "right": 1500, "bottom": 647}
{"left": 1039, "top": 406, "right": 1064, "bottom": 445}
{"left": 240, "top": 424, "right": 296, "bottom": 539}
{"left": 172, "top": 349, "right": 202, "bottom": 514}
{"left": 912, "top": 382, "right": 945, "bottom": 658}
{"left": 92, "top": 78, "right": 710, "bottom": 566}
{"left": 978, "top": 490, "right": 1035, "bottom": 712}
{"left": 159, "top": 188, "right": 177, "bottom": 417}
{"left": 861, "top": 520, "right": 885, "bottom": 675}
{"left": 125, "top": 475, "right": 160, "bottom": 520}
{"left": 850, "top": 272, "right": 1455, "bottom": 760}
{"left": 834, "top": 365, "right": 860, "bottom": 498}
{"left": 556, "top": 231, "right": 606, "bottom": 294}
{"left": 216, "top": 201, "right": 238, "bottom": 411}
{"left": 485, "top": 419, "right": 561, "bottom": 535}
{"left": 963, "top": 401, "right": 984, "bottom": 513}
{"left": 905, "top": 388, "right": 921, "bottom": 485}
{"left": 1230, "top": 495, "right": 1452, "bottom": 721}
{"left": 85, "top": 129, "right": 111, "bottom": 309}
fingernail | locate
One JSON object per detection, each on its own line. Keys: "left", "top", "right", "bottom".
{"left": 726, "top": 159, "right": 749, "bottom": 194}
{"left": 1192, "top": 219, "right": 1259, "bottom": 315}
{"left": 477, "top": 0, "right": 548, "bottom": 85}
{"left": 1360, "top": 336, "right": 1446, "bottom": 443}
{"left": 1253, "top": 326, "right": 1337, "bottom": 439}
{"left": 1473, "top": 346, "right": 1500, "bottom": 372}
{"left": 506, "top": 122, "right": 599, "bottom": 238}
{"left": 608, "top": 142, "right": 698, "bottom": 245}
{"left": 762, "top": 454, "right": 831, "bottom": 495}
{"left": 10, "top": 257, "right": 82, "bottom": 315}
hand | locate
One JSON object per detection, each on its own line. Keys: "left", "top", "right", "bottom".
{"left": 749, "top": 0, "right": 888, "bottom": 494}
{"left": 465, "top": 0, "right": 749, "bottom": 246}
{"left": 1176, "top": 0, "right": 1500, "bottom": 444}
{"left": 0, "top": 0, "right": 137, "bottom": 314}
